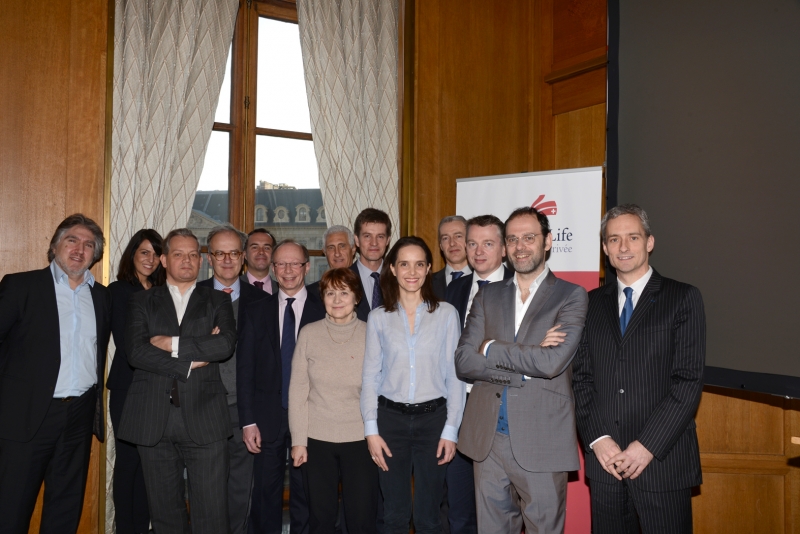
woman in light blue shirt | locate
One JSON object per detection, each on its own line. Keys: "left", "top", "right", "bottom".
{"left": 360, "top": 236, "right": 465, "bottom": 534}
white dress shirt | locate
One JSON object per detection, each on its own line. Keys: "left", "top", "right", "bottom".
{"left": 168, "top": 282, "right": 196, "bottom": 377}
{"left": 465, "top": 264, "right": 506, "bottom": 327}
{"left": 444, "top": 264, "right": 471, "bottom": 286}
{"left": 278, "top": 286, "right": 308, "bottom": 344}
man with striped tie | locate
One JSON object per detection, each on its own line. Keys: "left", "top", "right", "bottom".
{"left": 573, "top": 204, "right": 706, "bottom": 534}
{"left": 432, "top": 215, "right": 471, "bottom": 301}
{"left": 350, "top": 208, "right": 392, "bottom": 321}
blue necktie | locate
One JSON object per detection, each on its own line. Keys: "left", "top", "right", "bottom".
{"left": 620, "top": 287, "right": 634, "bottom": 335}
{"left": 281, "top": 298, "right": 296, "bottom": 409}
{"left": 477, "top": 279, "right": 490, "bottom": 289}
{"left": 370, "top": 272, "right": 383, "bottom": 309}
{"left": 451, "top": 271, "right": 464, "bottom": 281}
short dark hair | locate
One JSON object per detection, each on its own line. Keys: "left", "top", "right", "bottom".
{"left": 163, "top": 229, "right": 200, "bottom": 255}
{"left": 601, "top": 204, "right": 652, "bottom": 242}
{"left": 48, "top": 214, "right": 105, "bottom": 265}
{"left": 246, "top": 228, "right": 276, "bottom": 248}
{"left": 353, "top": 208, "right": 392, "bottom": 237}
{"left": 117, "top": 229, "right": 166, "bottom": 286}
{"left": 504, "top": 207, "right": 551, "bottom": 237}
{"left": 380, "top": 236, "right": 439, "bottom": 314}
{"left": 466, "top": 214, "right": 504, "bottom": 242}
{"left": 319, "top": 267, "right": 364, "bottom": 305}
{"left": 273, "top": 239, "right": 310, "bottom": 263}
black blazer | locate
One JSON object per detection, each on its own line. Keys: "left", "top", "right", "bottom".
{"left": 432, "top": 268, "right": 447, "bottom": 301}
{"left": 106, "top": 280, "right": 145, "bottom": 391}
{"left": 445, "top": 266, "right": 514, "bottom": 329}
{"left": 0, "top": 267, "right": 111, "bottom": 442}
{"left": 350, "top": 262, "right": 376, "bottom": 322}
{"left": 117, "top": 285, "right": 237, "bottom": 446}
{"left": 572, "top": 270, "right": 705, "bottom": 491}
{"left": 197, "top": 277, "right": 268, "bottom": 328}
{"left": 240, "top": 274, "right": 278, "bottom": 295}
{"left": 237, "top": 287, "right": 325, "bottom": 442}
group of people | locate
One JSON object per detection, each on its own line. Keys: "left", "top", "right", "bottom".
{"left": 0, "top": 202, "right": 705, "bottom": 534}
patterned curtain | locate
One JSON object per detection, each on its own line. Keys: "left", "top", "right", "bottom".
{"left": 106, "top": 0, "right": 238, "bottom": 530}
{"left": 297, "top": 0, "right": 400, "bottom": 242}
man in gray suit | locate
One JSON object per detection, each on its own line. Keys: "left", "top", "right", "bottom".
{"left": 118, "top": 228, "right": 237, "bottom": 534}
{"left": 455, "top": 207, "right": 588, "bottom": 533}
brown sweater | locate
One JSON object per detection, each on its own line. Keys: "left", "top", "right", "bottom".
{"left": 288, "top": 315, "right": 367, "bottom": 446}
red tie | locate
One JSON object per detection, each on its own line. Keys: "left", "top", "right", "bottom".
{"left": 253, "top": 281, "right": 265, "bottom": 291}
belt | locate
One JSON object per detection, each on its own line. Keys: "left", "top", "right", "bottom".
{"left": 378, "top": 395, "right": 445, "bottom": 415}
{"left": 54, "top": 385, "right": 95, "bottom": 402}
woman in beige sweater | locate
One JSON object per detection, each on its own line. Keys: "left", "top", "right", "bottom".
{"left": 289, "top": 267, "right": 378, "bottom": 534}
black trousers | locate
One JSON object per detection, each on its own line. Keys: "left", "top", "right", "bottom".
{"left": 138, "top": 405, "right": 229, "bottom": 534}
{"left": 589, "top": 478, "right": 693, "bottom": 534}
{"left": 227, "top": 404, "right": 254, "bottom": 534}
{"left": 377, "top": 405, "right": 448, "bottom": 534}
{"left": 0, "top": 387, "right": 95, "bottom": 534}
{"left": 249, "top": 408, "right": 309, "bottom": 534}
{"left": 303, "top": 438, "right": 378, "bottom": 534}
{"left": 110, "top": 388, "right": 150, "bottom": 534}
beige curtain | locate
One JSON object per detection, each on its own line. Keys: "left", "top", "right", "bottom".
{"left": 297, "top": 0, "right": 400, "bottom": 242}
{"left": 107, "top": 0, "right": 238, "bottom": 530}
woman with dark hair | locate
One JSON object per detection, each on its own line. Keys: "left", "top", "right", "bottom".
{"left": 107, "top": 229, "right": 164, "bottom": 534}
{"left": 360, "top": 236, "right": 465, "bottom": 534}
{"left": 288, "top": 267, "right": 378, "bottom": 533}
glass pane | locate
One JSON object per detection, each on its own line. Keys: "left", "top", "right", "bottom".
{"left": 254, "top": 135, "right": 325, "bottom": 283}
{"left": 256, "top": 18, "right": 312, "bottom": 132}
{"left": 214, "top": 45, "right": 233, "bottom": 124}
{"left": 191, "top": 130, "right": 230, "bottom": 281}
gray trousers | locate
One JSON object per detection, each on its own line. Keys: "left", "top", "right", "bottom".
{"left": 473, "top": 432, "right": 567, "bottom": 534}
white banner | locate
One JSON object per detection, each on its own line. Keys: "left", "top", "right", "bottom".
{"left": 456, "top": 167, "right": 603, "bottom": 290}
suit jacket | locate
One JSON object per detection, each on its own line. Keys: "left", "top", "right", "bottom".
{"left": 0, "top": 267, "right": 111, "bottom": 442}
{"left": 572, "top": 270, "right": 705, "bottom": 491}
{"left": 432, "top": 268, "right": 448, "bottom": 301}
{"left": 237, "top": 287, "right": 326, "bottom": 442}
{"left": 117, "top": 285, "right": 237, "bottom": 446}
{"left": 198, "top": 277, "right": 268, "bottom": 326}
{"left": 350, "top": 262, "right": 375, "bottom": 322}
{"left": 445, "top": 266, "right": 514, "bottom": 329}
{"left": 240, "top": 274, "right": 278, "bottom": 295}
{"left": 106, "top": 280, "right": 145, "bottom": 392}
{"left": 455, "top": 271, "right": 588, "bottom": 472}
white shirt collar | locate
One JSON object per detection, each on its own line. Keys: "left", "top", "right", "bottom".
{"left": 476, "top": 264, "right": 505, "bottom": 284}
{"left": 51, "top": 261, "right": 95, "bottom": 288}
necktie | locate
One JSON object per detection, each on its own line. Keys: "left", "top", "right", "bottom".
{"left": 451, "top": 271, "right": 464, "bottom": 281}
{"left": 370, "top": 272, "right": 383, "bottom": 309}
{"left": 477, "top": 279, "right": 490, "bottom": 289}
{"left": 620, "top": 287, "right": 634, "bottom": 335}
{"left": 253, "top": 281, "right": 264, "bottom": 291}
{"left": 281, "top": 298, "right": 296, "bottom": 409}
{"left": 222, "top": 288, "right": 233, "bottom": 294}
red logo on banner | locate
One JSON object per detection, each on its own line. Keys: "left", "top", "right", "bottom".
{"left": 532, "top": 194, "right": 557, "bottom": 216}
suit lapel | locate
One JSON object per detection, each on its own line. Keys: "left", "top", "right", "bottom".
{"left": 181, "top": 287, "right": 206, "bottom": 329}
{"left": 457, "top": 273, "right": 474, "bottom": 322}
{"left": 621, "top": 271, "right": 662, "bottom": 340}
{"left": 500, "top": 278, "right": 516, "bottom": 342}
{"left": 601, "top": 283, "right": 623, "bottom": 345}
{"left": 515, "top": 271, "right": 556, "bottom": 342}
{"left": 154, "top": 286, "right": 181, "bottom": 333}
{"left": 300, "top": 287, "right": 323, "bottom": 328}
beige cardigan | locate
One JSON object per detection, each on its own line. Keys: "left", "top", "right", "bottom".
{"left": 288, "top": 315, "right": 367, "bottom": 446}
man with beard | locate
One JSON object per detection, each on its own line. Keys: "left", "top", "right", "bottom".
{"left": 454, "top": 207, "right": 588, "bottom": 534}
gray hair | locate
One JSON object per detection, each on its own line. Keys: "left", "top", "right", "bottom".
{"left": 437, "top": 215, "right": 467, "bottom": 239}
{"left": 207, "top": 224, "right": 247, "bottom": 251}
{"left": 273, "top": 239, "right": 310, "bottom": 263}
{"left": 48, "top": 213, "right": 105, "bottom": 264}
{"left": 163, "top": 228, "right": 200, "bottom": 254}
{"left": 323, "top": 225, "right": 355, "bottom": 246}
{"left": 600, "top": 204, "right": 652, "bottom": 242}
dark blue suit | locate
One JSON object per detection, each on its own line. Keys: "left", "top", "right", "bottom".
{"left": 237, "top": 288, "right": 326, "bottom": 534}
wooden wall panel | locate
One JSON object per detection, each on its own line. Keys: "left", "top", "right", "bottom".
{"left": 552, "top": 0, "right": 606, "bottom": 67}
{"left": 554, "top": 103, "right": 606, "bottom": 169}
{"left": 693, "top": 472, "right": 785, "bottom": 533}
{"left": 551, "top": 67, "right": 607, "bottom": 115}
{"left": 0, "top": 0, "right": 110, "bottom": 533}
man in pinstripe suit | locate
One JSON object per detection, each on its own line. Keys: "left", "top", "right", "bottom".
{"left": 573, "top": 205, "right": 705, "bottom": 534}
{"left": 118, "top": 228, "right": 237, "bottom": 534}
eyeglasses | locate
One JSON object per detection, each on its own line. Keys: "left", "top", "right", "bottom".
{"left": 273, "top": 261, "right": 308, "bottom": 270}
{"left": 210, "top": 251, "right": 243, "bottom": 260}
{"left": 504, "top": 234, "right": 539, "bottom": 246}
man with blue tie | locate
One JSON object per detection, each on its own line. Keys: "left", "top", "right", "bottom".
{"left": 432, "top": 216, "right": 471, "bottom": 301}
{"left": 238, "top": 239, "right": 326, "bottom": 534}
{"left": 573, "top": 205, "right": 705, "bottom": 534}
{"left": 351, "top": 208, "right": 392, "bottom": 321}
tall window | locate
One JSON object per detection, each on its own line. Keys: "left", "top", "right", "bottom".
{"left": 192, "top": 0, "right": 327, "bottom": 283}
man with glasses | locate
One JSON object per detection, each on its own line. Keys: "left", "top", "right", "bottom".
{"left": 454, "top": 207, "right": 588, "bottom": 534}
{"left": 198, "top": 224, "right": 268, "bottom": 533}
{"left": 238, "top": 239, "right": 326, "bottom": 534}
{"left": 243, "top": 228, "right": 279, "bottom": 294}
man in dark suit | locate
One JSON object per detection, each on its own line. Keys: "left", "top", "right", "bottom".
{"left": 242, "top": 228, "right": 279, "bottom": 294}
{"left": 455, "top": 207, "right": 588, "bottom": 533}
{"left": 198, "top": 224, "right": 267, "bottom": 533}
{"left": 307, "top": 224, "right": 357, "bottom": 299}
{"left": 351, "top": 208, "right": 392, "bottom": 321}
{"left": 432, "top": 215, "right": 471, "bottom": 301}
{"left": 117, "top": 228, "right": 237, "bottom": 534}
{"left": 0, "top": 214, "right": 111, "bottom": 534}
{"left": 238, "top": 239, "right": 326, "bottom": 534}
{"left": 442, "top": 214, "right": 511, "bottom": 534}
{"left": 573, "top": 204, "right": 705, "bottom": 534}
